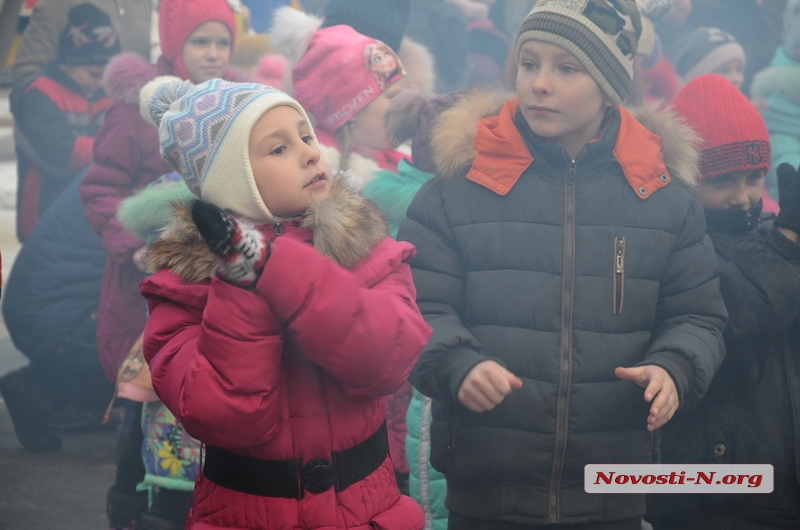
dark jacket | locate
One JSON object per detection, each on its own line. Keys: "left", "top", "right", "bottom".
{"left": 2, "top": 172, "right": 106, "bottom": 363}
{"left": 648, "top": 206, "right": 800, "bottom": 528}
{"left": 397, "top": 91, "right": 728, "bottom": 525}
{"left": 11, "top": 63, "right": 112, "bottom": 240}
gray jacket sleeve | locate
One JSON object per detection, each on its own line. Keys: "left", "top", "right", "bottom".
{"left": 398, "top": 178, "right": 503, "bottom": 403}
{"left": 641, "top": 192, "right": 728, "bottom": 409}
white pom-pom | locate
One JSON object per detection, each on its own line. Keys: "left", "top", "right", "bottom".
{"left": 270, "top": 7, "right": 322, "bottom": 65}
{"left": 139, "top": 76, "right": 184, "bottom": 127}
{"left": 226, "top": 0, "right": 242, "bottom": 13}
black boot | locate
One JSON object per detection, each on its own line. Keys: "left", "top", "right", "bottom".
{"left": 107, "top": 484, "right": 149, "bottom": 530}
{"left": 0, "top": 369, "right": 62, "bottom": 452}
{"left": 134, "top": 513, "right": 187, "bottom": 530}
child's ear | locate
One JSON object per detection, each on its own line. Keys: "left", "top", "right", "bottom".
{"left": 603, "top": 97, "right": 616, "bottom": 109}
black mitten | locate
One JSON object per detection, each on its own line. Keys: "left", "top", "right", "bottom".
{"left": 191, "top": 201, "right": 270, "bottom": 289}
{"left": 775, "top": 163, "right": 800, "bottom": 235}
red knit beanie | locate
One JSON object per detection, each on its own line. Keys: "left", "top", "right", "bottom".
{"left": 158, "top": 0, "right": 237, "bottom": 80}
{"left": 292, "top": 25, "right": 406, "bottom": 134}
{"left": 672, "top": 74, "right": 771, "bottom": 179}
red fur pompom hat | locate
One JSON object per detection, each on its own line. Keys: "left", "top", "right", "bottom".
{"left": 158, "top": 0, "right": 238, "bottom": 78}
{"left": 292, "top": 25, "right": 406, "bottom": 133}
{"left": 672, "top": 74, "right": 771, "bottom": 180}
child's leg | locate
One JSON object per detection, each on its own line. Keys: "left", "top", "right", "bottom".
{"left": 136, "top": 489, "right": 193, "bottom": 530}
{"left": 107, "top": 402, "right": 148, "bottom": 529}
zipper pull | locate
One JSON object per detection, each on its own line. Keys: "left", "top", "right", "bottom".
{"left": 568, "top": 158, "right": 577, "bottom": 184}
{"left": 616, "top": 239, "right": 625, "bottom": 273}
{"left": 274, "top": 222, "right": 283, "bottom": 236}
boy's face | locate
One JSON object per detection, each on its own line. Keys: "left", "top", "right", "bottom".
{"left": 516, "top": 40, "right": 614, "bottom": 157}
{"left": 60, "top": 64, "right": 105, "bottom": 97}
{"left": 712, "top": 58, "right": 745, "bottom": 90}
{"left": 696, "top": 169, "right": 765, "bottom": 210}
{"left": 249, "top": 106, "right": 333, "bottom": 218}
{"left": 182, "top": 21, "right": 232, "bottom": 84}
{"left": 352, "top": 77, "right": 407, "bottom": 151}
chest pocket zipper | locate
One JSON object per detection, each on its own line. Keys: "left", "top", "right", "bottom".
{"left": 613, "top": 237, "right": 626, "bottom": 315}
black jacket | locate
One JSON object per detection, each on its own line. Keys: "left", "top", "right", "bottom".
{"left": 398, "top": 92, "right": 727, "bottom": 525}
{"left": 649, "top": 205, "right": 800, "bottom": 527}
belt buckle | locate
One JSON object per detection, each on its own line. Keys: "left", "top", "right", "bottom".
{"left": 301, "top": 459, "right": 336, "bottom": 494}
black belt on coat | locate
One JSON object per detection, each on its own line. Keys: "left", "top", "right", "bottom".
{"left": 203, "top": 422, "right": 388, "bottom": 499}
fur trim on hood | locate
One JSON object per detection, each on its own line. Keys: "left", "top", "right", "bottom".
{"left": 103, "top": 53, "right": 158, "bottom": 104}
{"left": 752, "top": 66, "right": 800, "bottom": 106}
{"left": 146, "top": 173, "right": 389, "bottom": 282}
{"left": 270, "top": 7, "right": 435, "bottom": 95}
{"left": 431, "top": 90, "right": 701, "bottom": 186}
{"left": 319, "top": 144, "right": 382, "bottom": 191}
{"left": 118, "top": 178, "right": 198, "bottom": 241}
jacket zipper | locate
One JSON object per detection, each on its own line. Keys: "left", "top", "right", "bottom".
{"left": 613, "top": 237, "right": 626, "bottom": 315}
{"left": 274, "top": 222, "right": 283, "bottom": 236}
{"left": 548, "top": 155, "right": 579, "bottom": 523}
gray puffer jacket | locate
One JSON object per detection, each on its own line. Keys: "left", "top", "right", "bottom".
{"left": 397, "top": 91, "right": 728, "bottom": 526}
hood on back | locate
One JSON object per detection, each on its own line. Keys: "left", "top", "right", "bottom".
{"left": 146, "top": 173, "right": 389, "bottom": 282}
{"left": 430, "top": 90, "right": 701, "bottom": 187}
{"left": 103, "top": 53, "right": 158, "bottom": 104}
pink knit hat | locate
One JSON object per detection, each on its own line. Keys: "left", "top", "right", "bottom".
{"left": 158, "top": 0, "right": 238, "bottom": 80}
{"left": 292, "top": 25, "right": 406, "bottom": 133}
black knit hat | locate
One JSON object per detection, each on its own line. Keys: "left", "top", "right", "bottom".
{"left": 57, "top": 3, "right": 121, "bottom": 66}
{"left": 672, "top": 27, "right": 745, "bottom": 83}
{"left": 320, "top": 0, "right": 410, "bottom": 52}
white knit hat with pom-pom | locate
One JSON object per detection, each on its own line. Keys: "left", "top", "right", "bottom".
{"left": 143, "top": 78, "right": 313, "bottom": 222}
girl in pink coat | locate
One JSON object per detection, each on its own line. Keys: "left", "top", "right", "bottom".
{"left": 139, "top": 79, "right": 431, "bottom": 530}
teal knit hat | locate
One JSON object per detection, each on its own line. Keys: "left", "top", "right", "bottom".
{"left": 515, "top": 0, "right": 643, "bottom": 106}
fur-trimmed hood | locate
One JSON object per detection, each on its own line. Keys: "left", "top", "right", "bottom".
{"left": 430, "top": 90, "right": 701, "bottom": 190}
{"left": 146, "top": 174, "right": 389, "bottom": 282}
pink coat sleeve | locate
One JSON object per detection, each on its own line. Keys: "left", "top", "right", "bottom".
{"left": 81, "top": 102, "right": 145, "bottom": 258}
{"left": 257, "top": 236, "right": 432, "bottom": 399}
{"left": 142, "top": 274, "right": 284, "bottom": 449}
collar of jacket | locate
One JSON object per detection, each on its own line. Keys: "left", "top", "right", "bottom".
{"left": 465, "top": 98, "right": 672, "bottom": 199}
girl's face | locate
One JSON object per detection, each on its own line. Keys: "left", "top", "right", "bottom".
{"left": 182, "top": 21, "right": 232, "bottom": 83}
{"left": 351, "top": 78, "right": 407, "bottom": 151}
{"left": 696, "top": 169, "right": 765, "bottom": 210}
{"left": 368, "top": 44, "right": 398, "bottom": 75}
{"left": 249, "top": 106, "right": 333, "bottom": 217}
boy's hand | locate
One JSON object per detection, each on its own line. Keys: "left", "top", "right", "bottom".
{"left": 458, "top": 361, "right": 522, "bottom": 413}
{"left": 615, "top": 365, "right": 678, "bottom": 431}
{"left": 191, "top": 201, "right": 270, "bottom": 289}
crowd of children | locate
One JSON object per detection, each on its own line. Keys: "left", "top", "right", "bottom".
{"left": 4, "top": 0, "right": 800, "bottom": 529}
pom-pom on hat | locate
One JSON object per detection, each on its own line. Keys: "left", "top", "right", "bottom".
{"left": 158, "top": 0, "right": 238, "bottom": 80}
{"left": 672, "top": 74, "right": 770, "bottom": 180}
{"left": 515, "top": 0, "right": 643, "bottom": 106}
{"left": 144, "top": 79, "right": 313, "bottom": 221}
{"left": 57, "top": 3, "right": 122, "bottom": 65}
{"left": 672, "top": 27, "right": 745, "bottom": 83}
{"left": 292, "top": 25, "right": 406, "bottom": 133}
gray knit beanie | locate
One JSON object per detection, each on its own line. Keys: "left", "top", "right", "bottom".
{"left": 515, "top": 0, "right": 643, "bottom": 106}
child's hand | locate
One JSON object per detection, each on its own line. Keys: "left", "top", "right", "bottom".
{"left": 132, "top": 246, "right": 148, "bottom": 273}
{"left": 615, "top": 365, "right": 679, "bottom": 431}
{"left": 191, "top": 201, "right": 270, "bottom": 289}
{"left": 458, "top": 361, "right": 522, "bottom": 413}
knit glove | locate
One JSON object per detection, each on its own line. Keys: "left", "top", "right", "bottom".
{"left": 191, "top": 201, "right": 270, "bottom": 289}
{"left": 775, "top": 163, "right": 800, "bottom": 236}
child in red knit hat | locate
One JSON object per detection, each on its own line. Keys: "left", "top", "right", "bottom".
{"left": 649, "top": 73, "right": 800, "bottom": 529}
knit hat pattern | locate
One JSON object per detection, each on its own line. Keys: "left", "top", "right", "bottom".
{"left": 672, "top": 27, "right": 745, "bottom": 82}
{"left": 515, "top": 0, "right": 643, "bottom": 106}
{"left": 292, "top": 25, "right": 406, "bottom": 133}
{"left": 158, "top": 0, "right": 238, "bottom": 74}
{"left": 57, "top": 3, "right": 121, "bottom": 65}
{"left": 321, "top": 0, "right": 411, "bottom": 53}
{"left": 147, "top": 79, "right": 313, "bottom": 222}
{"left": 673, "top": 74, "right": 770, "bottom": 180}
